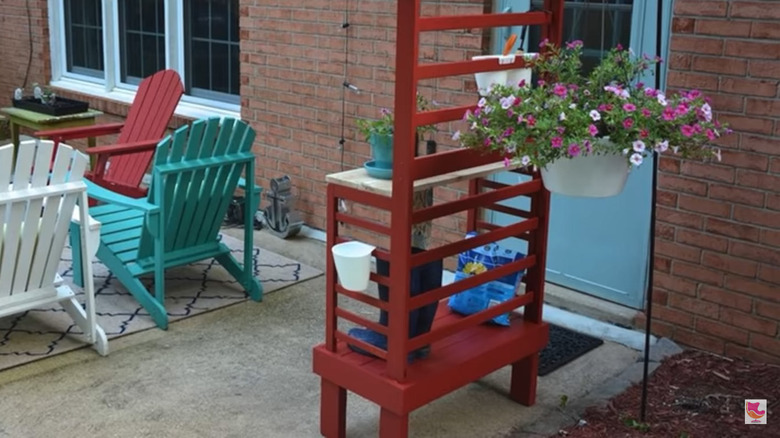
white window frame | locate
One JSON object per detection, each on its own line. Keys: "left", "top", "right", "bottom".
{"left": 47, "top": 0, "right": 240, "bottom": 119}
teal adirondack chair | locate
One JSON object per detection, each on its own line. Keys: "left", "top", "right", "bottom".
{"left": 70, "top": 117, "right": 262, "bottom": 329}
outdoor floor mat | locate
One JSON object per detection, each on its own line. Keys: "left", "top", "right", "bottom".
{"left": 538, "top": 324, "right": 604, "bottom": 376}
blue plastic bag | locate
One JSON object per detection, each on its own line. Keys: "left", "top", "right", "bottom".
{"left": 448, "top": 232, "right": 526, "bottom": 326}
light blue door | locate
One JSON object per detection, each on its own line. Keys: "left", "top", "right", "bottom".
{"left": 490, "top": 0, "right": 672, "bottom": 308}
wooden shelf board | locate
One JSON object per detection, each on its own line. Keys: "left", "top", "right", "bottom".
{"left": 326, "top": 161, "right": 519, "bottom": 196}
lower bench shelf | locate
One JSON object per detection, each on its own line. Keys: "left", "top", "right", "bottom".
{"left": 312, "top": 303, "right": 550, "bottom": 437}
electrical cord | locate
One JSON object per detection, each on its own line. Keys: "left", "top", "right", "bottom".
{"left": 22, "top": 0, "right": 33, "bottom": 88}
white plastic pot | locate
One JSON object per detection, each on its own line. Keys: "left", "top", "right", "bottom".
{"left": 472, "top": 53, "right": 537, "bottom": 95}
{"left": 541, "top": 153, "right": 630, "bottom": 198}
{"left": 331, "top": 241, "right": 376, "bottom": 291}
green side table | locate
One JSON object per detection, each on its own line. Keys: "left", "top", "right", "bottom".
{"left": 0, "top": 107, "right": 104, "bottom": 153}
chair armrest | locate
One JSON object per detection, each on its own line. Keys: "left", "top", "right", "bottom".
{"left": 88, "top": 139, "right": 160, "bottom": 180}
{"left": 35, "top": 123, "right": 125, "bottom": 142}
{"left": 85, "top": 179, "right": 158, "bottom": 213}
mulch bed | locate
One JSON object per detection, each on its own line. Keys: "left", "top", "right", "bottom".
{"left": 558, "top": 349, "right": 780, "bottom": 438}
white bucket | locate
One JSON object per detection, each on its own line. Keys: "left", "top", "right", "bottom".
{"left": 331, "top": 241, "right": 376, "bottom": 291}
{"left": 506, "top": 53, "right": 538, "bottom": 88}
{"left": 472, "top": 54, "right": 514, "bottom": 96}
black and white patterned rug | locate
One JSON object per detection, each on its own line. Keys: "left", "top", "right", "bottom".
{"left": 0, "top": 233, "right": 322, "bottom": 369}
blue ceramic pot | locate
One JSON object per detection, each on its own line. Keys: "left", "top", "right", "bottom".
{"left": 369, "top": 132, "right": 393, "bottom": 169}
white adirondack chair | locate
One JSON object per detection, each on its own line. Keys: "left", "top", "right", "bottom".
{"left": 0, "top": 140, "right": 108, "bottom": 356}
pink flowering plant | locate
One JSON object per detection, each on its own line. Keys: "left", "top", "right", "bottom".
{"left": 457, "top": 40, "right": 728, "bottom": 169}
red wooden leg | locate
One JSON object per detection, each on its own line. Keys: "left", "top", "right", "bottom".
{"left": 379, "top": 408, "right": 408, "bottom": 438}
{"left": 510, "top": 353, "right": 539, "bottom": 406}
{"left": 320, "top": 379, "right": 346, "bottom": 438}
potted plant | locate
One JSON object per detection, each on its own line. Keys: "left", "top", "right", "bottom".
{"left": 457, "top": 40, "right": 730, "bottom": 197}
{"left": 356, "top": 94, "right": 436, "bottom": 179}
{"left": 12, "top": 83, "right": 89, "bottom": 116}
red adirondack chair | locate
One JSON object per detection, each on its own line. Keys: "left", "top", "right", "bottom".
{"left": 35, "top": 70, "right": 184, "bottom": 198}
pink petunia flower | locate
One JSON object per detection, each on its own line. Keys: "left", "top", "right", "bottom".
{"left": 503, "top": 156, "right": 511, "bottom": 167}
{"left": 526, "top": 115, "right": 536, "bottom": 126}
{"left": 662, "top": 107, "right": 675, "bottom": 121}
{"left": 640, "top": 129, "right": 649, "bottom": 138}
{"left": 568, "top": 143, "right": 581, "bottom": 157}
{"left": 623, "top": 118, "right": 634, "bottom": 129}
{"left": 680, "top": 125, "right": 695, "bottom": 137}
{"left": 553, "top": 83, "right": 568, "bottom": 97}
{"left": 641, "top": 108, "right": 652, "bottom": 118}
{"left": 551, "top": 137, "right": 563, "bottom": 148}
{"left": 588, "top": 124, "right": 599, "bottom": 137}
{"left": 623, "top": 103, "right": 636, "bottom": 112}
{"left": 706, "top": 129, "right": 716, "bottom": 141}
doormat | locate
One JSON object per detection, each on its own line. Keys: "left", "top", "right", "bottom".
{"left": 0, "top": 233, "right": 322, "bottom": 371}
{"left": 538, "top": 324, "right": 604, "bottom": 376}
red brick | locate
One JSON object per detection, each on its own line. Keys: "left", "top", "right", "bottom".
{"left": 769, "top": 194, "right": 780, "bottom": 211}
{"left": 656, "top": 222, "right": 676, "bottom": 241}
{"left": 730, "top": 2, "right": 780, "bottom": 20}
{"left": 672, "top": 17, "right": 695, "bottom": 34}
{"left": 677, "top": 228, "right": 729, "bottom": 252}
{"left": 709, "top": 94, "right": 745, "bottom": 113}
{"left": 751, "top": 22, "right": 780, "bottom": 39}
{"left": 725, "top": 40, "right": 780, "bottom": 60}
{"left": 709, "top": 184, "right": 765, "bottom": 207}
{"left": 648, "top": 320, "right": 676, "bottom": 339}
{"left": 725, "top": 343, "right": 780, "bottom": 365}
{"left": 721, "top": 77, "right": 779, "bottom": 98}
{"left": 692, "top": 56, "right": 747, "bottom": 76}
{"left": 736, "top": 170, "right": 780, "bottom": 192}
{"left": 654, "top": 272, "right": 699, "bottom": 296}
{"left": 675, "top": 0, "right": 728, "bottom": 17}
{"left": 749, "top": 60, "right": 780, "bottom": 80}
{"left": 657, "top": 240, "right": 702, "bottom": 263}
{"left": 667, "top": 53, "right": 692, "bottom": 71}
{"left": 759, "top": 264, "right": 780, "bottom": 283}
{"left": 733, "top": 205, "right": 780, "bottom": 229}
{"left": 757, "top": 301, "right": 780, "bottom": 321}
{"left": 746, "top": 98, "right": 780, "bottom": 118}
{"left": 675, "top": 328, "right": 725, "bottom": 354}
{"left": 721, "top": 308, "right": 778, "bottom": 336}
{"left": 680, "top": 161, "right": 735, "bottom": 184}
{"left": 700, "top": 285, "right": 753, "bottom": 312}
{"left": 751, "top": 333, "right": 780, "bottom": 357}
{"left": 654, "top": 305, "right": 695, "bottom": 328}
{"left": 740, "top": 135, "right": 780, "bottom": 155}
{"left": 705, "top": 217, "right": 761, "bottom": 242}
{"left": 672, "top": 261, "right": 724, "bottom": 286}
{"left": 659, "top": 157, "right": 681, "bottom": 174}
{"left": 722, "top": 150, "right": 770, "bottom": 173}
{"left": 671, "top": 35, "right": 725, "bottom": 55}
{"left": 720, "top": 115, "right": 774, "bottom": 135}
{"left": 695, "top": 18, "right": 751, "bottom": 37}
{"left": 724, "top": 276, "right": 780, "bottom": 303}
{"left": 655, "top": 256, "right": 672, "bottom": 273}
{"left": 772, "top": 158, "right": 780, "bottom": 174}
{"left": 658, "top": 174, "right": 708, "bottom": 196}
{"left": 657, "top": 206, "right": 704, "bottom": 230}
{"left": 667, "top": 71, "right": 720, "bottom": 92}
{"left": 678, "top": 194, "right": 732, "bottom": 218}
{"left": 696, "top": 318, "right": 749, "bottom": 345}
{"left": 761, "top": 229, "right": 780, "bottom": 248}
{"left": 701, "top": 251, "right": 759, "bottom": 277}
{"left": 652, "top": 288, "right": 670, "bottom": 305}
{"left": 657, "top": 190, "right": 679, "bottom": 207}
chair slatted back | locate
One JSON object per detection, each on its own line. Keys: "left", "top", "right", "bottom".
{"left": 137, "top": 118, "right": 256, "bottom": 259}
{"left": 105, "top": 69, "right": 184, "bottom": 188}
{"left": 0, "top": 141, "right": 88, "bottom": 295}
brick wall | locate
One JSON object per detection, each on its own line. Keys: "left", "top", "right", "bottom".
{"left": 651, "top": 0, "right": 780, "bottom": 363}
{"left": 0, "top": 0, "right": 50, "bottom": 113}
{"left": 240, "top": 1, "right": 487, "bottom": 237}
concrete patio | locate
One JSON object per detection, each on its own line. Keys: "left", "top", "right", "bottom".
{"left": 0, "top": 228, "right": 678, "bottom": 437}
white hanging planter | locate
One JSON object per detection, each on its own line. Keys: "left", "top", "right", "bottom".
{"left": 473, "top": 53, "right": 537, "bottom": 96}
{"left": 541, "top": 153, "right": 630, "bottom": 198}
{"left": 331, "top": 241, "right": 376, "bottom": 292}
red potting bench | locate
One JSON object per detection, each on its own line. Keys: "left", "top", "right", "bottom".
{"left": 312, "top": 1, "right": 564, "bottom": 437}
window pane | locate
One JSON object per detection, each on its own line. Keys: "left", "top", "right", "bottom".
{"left": 529, "top": 0, "right": 633, "bottom": 73}
{"left": 120, "top": 0, "right": 166, "bottom": 84}
{"left": 185, "top": 0, "right": 240, "bottom": 103}
{"left": 64, "top": 0, "right": 104, "bottom": 77}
